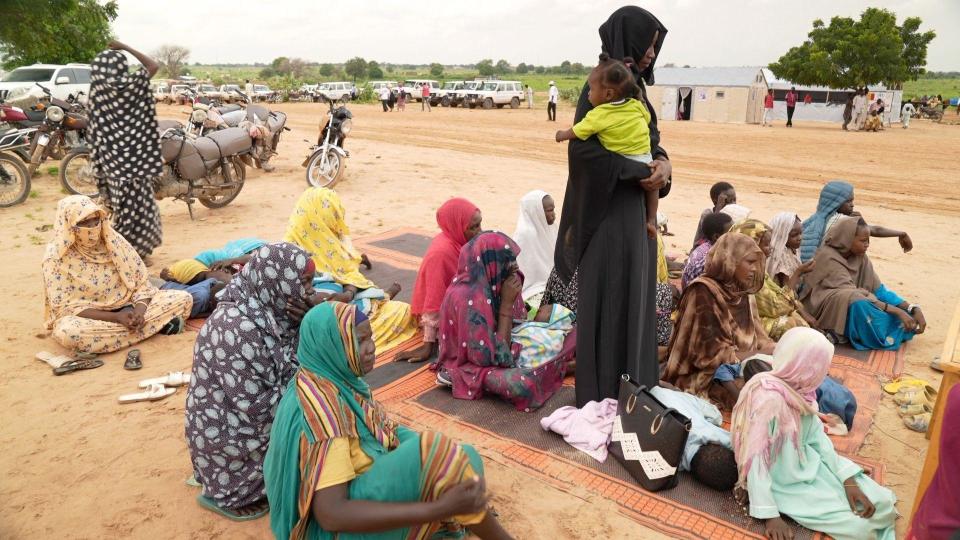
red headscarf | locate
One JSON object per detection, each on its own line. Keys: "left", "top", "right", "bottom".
{"left": 411, "top": 198, "right": 479, "bottom": 315}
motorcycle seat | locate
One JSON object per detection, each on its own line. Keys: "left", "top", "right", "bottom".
{"left": 220, "top": 109, "right": 245, "bottom": 127}
{"left": 24, "top": 109, "right": 46, "bottom": 122}
{"left": 195, "top": 127, "right": 252, "bottom": 161}
{"left": 157, "top": 119, "right": 183, "bottom": 133}
{"left": 215, "top": 104, "right": 242, "bottom": 114}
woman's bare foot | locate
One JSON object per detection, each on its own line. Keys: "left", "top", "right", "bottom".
{"left": 394, "top": 341, "right": 434, "bottom": 363}
{"left": 385, "top": 282, "right": 401, "bottom": 299}
{"left": 360, "top": 253, "right": 372, "bottom": 270}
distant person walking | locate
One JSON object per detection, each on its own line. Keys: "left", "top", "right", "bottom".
{"left": 842, "top": 92, "right": 854, "bottom": 131}
{"left": 785, "top": 86, "right": 798, "bottom": 127}
{"left": 901, "top": 101, "right": 915, "bottom": 128}
{"left": 526, "top": 84, "right": 534, "bottom": 108}
{"left": 421, "top": 83, "right": 431, "bottom": 111}
{"left": 378, "top": 85, "right": 391, "bottom": 112}
{"left": 762, "top": 89, "right": 774, "bottom": 127}
{"left": 244, "top": 79, "right": 253, "bottom": 97}
{"left": 547, "top": 81, "right": 558, "bottom": 121}
{"left": 88, "top": 40, "right": 164, "bottom": 259}
{"left": 396, "top": 87, "right": 406, "bottom": 112}
{"left": 852, "top": 88, "right": 868, "bottom": 130}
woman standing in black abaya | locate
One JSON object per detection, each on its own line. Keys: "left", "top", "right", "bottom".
{"left": 542, "top": 6, "right": 672, "bottom": 407}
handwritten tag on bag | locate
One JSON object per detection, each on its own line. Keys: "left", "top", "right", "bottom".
{"left": 612, "top": 415, "right": 678, "bottom": 480}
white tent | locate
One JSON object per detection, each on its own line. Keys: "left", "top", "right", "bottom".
{"left": 763, "top": 69, "right": 903, "bottom": 124}
{"left": 646, "top": 66, "right": 768, "bottom": 123}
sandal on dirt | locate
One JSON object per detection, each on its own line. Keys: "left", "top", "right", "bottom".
{"left": 894, "top": 385, "right": 938, "bottom": 405}
{"left": 124, "top": 349, "right": 142, "bottom": 371}
{"left": 196, "top": 495, "right": 268, "bottom": 521}
{"left": 898, "top": 402, "right": 933, "bottom": 417}
{"left": 883, "top": 377, "right": 927, "bottom": 395}
{"left": 159, "top": 316, "right": 186, "bottom": 336}
{"left": 904, "top": 412, "right": 931, "bottom": 433}
{"left": 185, "top": 475, "right": 201, "bottom": 488}
{"left": 139, "top": 371, "right": 191, "bottom": 388}
{"left": 53, "top": 358, "right": 104, "bottom": 376}
{"left": 118, "top": 383, "right": 176, "bottom": 404}
{"left": 36, "top": 351, "right": 74, "bottom": 369}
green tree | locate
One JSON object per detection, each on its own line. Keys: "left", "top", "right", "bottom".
{"left": 271, "top": 56, "right": 289, "bottom": 70}
{"left": 571, "top": 62, "right": 585, "bottom": 74}
{"left": 429, "top": 62, "right": 444, "bottom": 77}
{"left": 259, "top": 67, "right": 277, "bottom": 79}
{"left": 0, "top": 0, "right": 118, "bottom": 70}
{"left": 559, "top": 60, "right": 572, "bottom": 74}
{"left": 319, "top": 63, "right": 334, "bottom": 77}
{"left": 495, "top": 59, "right": 511, "bottom": 73}
{"left": 153, "top": 44, "right": 190, "bottom": 79}
{"left": 476, "top": 59, "right": 495, "bottom": 77}
{"left": 769, "top": 7, "right": 935, "bottom": 88}
{"left": 367, "top": 61, "right": 384, "bottom": 79}
{"left": 535, "top": 65, "right": 545, "bottom": 74}
{"left": 516, "top": 62, "right": 529, "bottom": 74}
{"left": 344, "top": 56, "right": 367, "bottom": 81}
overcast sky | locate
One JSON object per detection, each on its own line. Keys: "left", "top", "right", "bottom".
{"left": 112, "top": 0, "right": 957, "bottom": 71}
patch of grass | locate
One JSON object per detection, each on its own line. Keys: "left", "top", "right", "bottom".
{"left": 24, "top": 212, "right": 35, "bottom": 220}
{"left": 28, "top": 234, "right": 44, "bottom": 245}
{"left": 47, "top": 166, "right": 58, "bottom": 176}
{"left": 902, "top": 78, "right": 960, "bottom": 102}
{"left": 28, "top": 189, "right": 39, "bottom": 199}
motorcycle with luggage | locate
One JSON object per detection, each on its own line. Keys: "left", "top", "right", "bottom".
{"left": 0, "top": 126, "right": 35, "bottom": 207}
{"left": 183, "top": 91, "right": 287, "bottom": 171}
{"left": 302, "top": 97, "right": 352, "bottom": 188}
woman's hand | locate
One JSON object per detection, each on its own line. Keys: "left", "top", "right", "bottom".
{"left": 437, "top": 476, "right": 489, "bottom": 518}
{"left": 114, "top": 309, "right": 138, "bottom": 329}
{"left": 797, "top": 260, "right": 816, "bottom": 274}
{"left": 131, "top": 302, "right": 148, "bottom": 329}
{"left": 641, "top": 159, "right": 671, "bottom": 192}
{"left": 210, "top": 258, "right": 239, "bottom": 272}
{"left": 107, "top": 40, "right": 127, "bottom": 51}
{"left": 764, "top": 517, "right": 795, "bottom": 540}
{"left": 844, "top": 482, "right": 876, "bottom": 518}
{"left": 501, "top": 274, "right": 522, "bottom": 306}
{"left": 327, "top": 291, "right": 356, "bottom": 304}
{"left": 285, "top": 297, "right": 312, "bottom": 323}
{"left": 898, "top": 232, "right": 913, "bottom": 253}
{"left": 892, "top": 308, "right": 918, "bottom": 332}
{"left": 912, "top": 307, "right": 927, "bottom": 334}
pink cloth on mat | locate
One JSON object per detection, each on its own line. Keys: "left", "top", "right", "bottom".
{"left": 540, "top": 398, "right": 618, "bottom": 462}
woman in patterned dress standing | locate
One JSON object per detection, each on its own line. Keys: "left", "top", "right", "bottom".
{"left": 87, "top": 41, "right": 164, "bottom": 259}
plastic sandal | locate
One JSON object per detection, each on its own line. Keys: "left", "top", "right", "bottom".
{"left": 883, "top": 377, "right": 927, "bottom": 395}
{"left": 196, "top": 495, "right": 268, "bottom": 521}
{"left": 159, "top": 316, "right": 185, "bottom": 336}
{"left": 53, "top": 358, "right": 105, "bottom": 376}
{"left": 904, "top": 412, "right": 931, "bottom": 433}
{"left": 894, "top": 385, "right": 938, "bottom": 405}
{"left": 124, "top": 349, "right": 142, "bottom": 371}
{"left": 36, "top": 351, "right": 73, "bottom": 369}
{"left": 118, "top": 383, "right": 176, "bottom": 404}
{"left": 898, "top": 402, "right": 933, "bottom": 417}
{"left": 139, "top": 371, "right": 191, "bottom": 388}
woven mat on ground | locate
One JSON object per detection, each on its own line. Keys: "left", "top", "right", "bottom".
{"left": 832, "top": 343, "right": 906, "bottom": 379}
{"left": 375, "top": 366, "right": 887, "bottom": 540}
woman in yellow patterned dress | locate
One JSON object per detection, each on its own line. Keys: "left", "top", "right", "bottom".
{"left": 41, "top": 196, "right": 192, "bottom": 353}
{"left": 283, "top": 187, "right": 416, "bottom": 352}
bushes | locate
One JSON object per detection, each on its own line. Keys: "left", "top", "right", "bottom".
{"left": 559, "top": 86, "right": 581, "bottom": 104}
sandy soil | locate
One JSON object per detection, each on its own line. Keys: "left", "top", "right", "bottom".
{"left": 1, "top": 100, "right": 957, "bottom": 539}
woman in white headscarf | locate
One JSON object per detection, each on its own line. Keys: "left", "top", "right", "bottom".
{"left": 513, "top": 190, "right": 557, "bottom": 307}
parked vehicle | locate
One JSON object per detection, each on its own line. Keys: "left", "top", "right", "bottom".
{"left": 464, "top": 80, "right": 525, "bottom": 110}
{"left": 449, "top": 80, "right": 483, "bottom": 107}
{"left": 402, "top": 79, "right": 440, "bottom": 102}
{"left": 317, "top": 82, "right": 357, "bottom": 102}
{"left": 171, "top": 84, "right": 194, "bottom": 105}
{"left": 302, "top": 97, "right": 352, "bottom": 188}
{"left": 0, "top": 63, "right": 91, "bottom": 104}
{"left": 917, "top": 105, "right": 943, "bottom": 122}
{"left": 0, "top": 127, "right": 35, "bottom": 207}
{"left": 252, "top": 84, "right": 275, "bottom": 102}
{"left": 152, "top": 81, "right": 173, "bottom": 104}
{"left": 0, "top": 95, "right": 44, "bottom": 161}
{"left": 197, "top": 84, "right": 223, "bottom": 102}
{"left": 183, "top": 93, "right": 288, "bottom": 170}
{"left": 218, "top": 84, "right": 243, "bottom": 103}
{"left": 25, "top": 83, "right": 88, "bottom": 176}
{"left": 368, "top": 81, "right": 399, "bottom": 96}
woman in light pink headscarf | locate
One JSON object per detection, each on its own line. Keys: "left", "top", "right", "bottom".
{"left": 731, "top": 327, "right": 896, "bottom": 540}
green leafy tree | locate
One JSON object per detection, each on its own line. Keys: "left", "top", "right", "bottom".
{"left": 0, "top": 0, "right": 118, "bottom": 70}
{"left": 495, "top": 59, "right": 511, "bottom": 73}
{"left": 429, "top": 62, "right": 444, "bottom": 77}
{"left": 571, "top": 62, "right": 585, "bottom": 74}
{"left": 368, "top": 61, "right": 384, "bottom": 79}
{"left": 516, "top": 62, "right": 529, "bottom": 74}
{"left": 535, "top": 65, "right": 545, "bottom": 74}
{"left": 344, "top": 56, "right": 367, "bottom": 81}
{"left": 476, "top": 59, "right": 495, "bottom": 77}
{"left": 559, "top": 60, "right": 572, "bottom": 74}
{"left": 319, "top": 63, "right": 334, "bottom": 77}
{"left": 259, "top": 67, "right": 277, "bottom": 79}
{"left": 271, "top": 56, "right": 289, "bottom": 70}
{"left": 153, "top": 44, "right": 190, "bottom": 79}
{"left": 769, "top": 7, "right": 935, "bottom": 88}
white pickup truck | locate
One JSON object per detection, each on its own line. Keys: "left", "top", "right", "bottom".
{"left": 464, "top": 80, "right": 525, "bottom": 110}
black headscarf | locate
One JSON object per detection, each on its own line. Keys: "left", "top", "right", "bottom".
{"left": 599, "top": 6, "right": 668, "bottom": 85}
{"left": 552, "top": 6, "right": 670, "bottom": 281}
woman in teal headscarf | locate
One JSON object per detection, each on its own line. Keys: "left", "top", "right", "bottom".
{"left": 264, "top": 302, "right": 512, "bottom": 540}
{"left": 800, "top": 181, "right": 854, "bottom": 262}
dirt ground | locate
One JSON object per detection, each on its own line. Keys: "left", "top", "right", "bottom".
{"left": 1, "top": 100, "right": 957, "bottom": 539}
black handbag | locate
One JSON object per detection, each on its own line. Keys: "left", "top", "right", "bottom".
{"left": 608, "top": 374, "right": 692, "bottom": 492}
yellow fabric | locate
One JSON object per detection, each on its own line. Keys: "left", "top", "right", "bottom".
{"left": 312, "top": 437, "right": 485, "bottom": 525}
{"left": 167, "top": 259, "right": 208, "bottom": 284}
{"left": 42, "top": 196, "right": 154, "bottom": 329}
{"left": 370, "top": 300, "right": 418, "bottom": 353}
{"left": 283, "top": 188, "right": 374, "bottom": 289}
{"left": 571, "top": 98, "right": 651, "bottom": 155}
{"left": 756, "top": 274, "right": 809, "bottom": 341}
{"left": 656, "top": 233, "right": 669, "bottom": 284}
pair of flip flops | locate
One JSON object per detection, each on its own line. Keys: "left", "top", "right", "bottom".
{"left": 117, "top": 371, "right": 191, "bottom": 404}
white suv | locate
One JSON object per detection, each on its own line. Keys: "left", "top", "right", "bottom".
{"left": 465, "top": 80, "right": 525, "bottom": 110}
{"left": 447, "top": 80, "right": 483, "bottom": 107}
{"left": 403, "top": 79, "right": 440, "bottom": 102}
{"left": 318, "top": 81, "right": 357, "bottom": 101}
{"left": 0, "top": 63, "right": 91, "bottom": 104}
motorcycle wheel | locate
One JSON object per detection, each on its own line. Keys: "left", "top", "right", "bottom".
{"left": 305, "top": 149, "right": 343, "bottom": 188}
{"left": 0, "top": 151, "right": 30, "bottom": 208}
{"left": 59, "top": 148, "right": 98, "bottom": 197}
{"left": 199, "top": 157, "right": 246, "bottom": 209}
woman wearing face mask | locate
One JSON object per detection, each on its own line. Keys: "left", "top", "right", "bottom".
{"left": 41, "top": 196, "right": 192, "bottom": 354}
{"left": 662, "top": 232, "right": 775, "bottom": 408}
{"left": 800, "top": 216, "right": 925, "bottom": 349}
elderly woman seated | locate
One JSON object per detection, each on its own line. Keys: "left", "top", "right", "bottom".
{"left": 42, "top": 196, "right": 192, "bottom": 354}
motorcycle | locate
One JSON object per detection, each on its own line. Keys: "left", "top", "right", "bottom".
{"left": 302, "top": 97, "right": 352, "bottom": 188}
{"left": 26, "top": 83, "right": 88, "bottom": 176}
{"left": 1, "top": 93, "right": 49, "bottom": 162}
{"left": 184, "top": 91, "right": 287, "bottom": 171}
{"left": 0, "top": 127, "right": 35, "bottom": 207}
